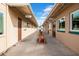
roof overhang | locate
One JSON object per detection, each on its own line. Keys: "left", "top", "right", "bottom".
{"left": 7, "top": 3, "right": 38, "bottom": 27}
{"left": 43, "top": 3, "right": 73, "bottom": 25}
{"left": 50, "top": 3, "right": 73, "bottom": 18}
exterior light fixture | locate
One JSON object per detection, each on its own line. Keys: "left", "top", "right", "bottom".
{"left": 25, "top": 15, "right": 32, "bottom": 18}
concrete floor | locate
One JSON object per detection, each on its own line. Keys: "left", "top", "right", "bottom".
{"left": 4, "top": 32, "right": 78, "bottom": 56}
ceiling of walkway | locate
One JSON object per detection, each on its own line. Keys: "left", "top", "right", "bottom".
{"left": 30, "top": 3, "right": 55, "bottom": 26}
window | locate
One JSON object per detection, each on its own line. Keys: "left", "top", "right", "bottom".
{"left": 0, "top": 12, "right": 3, "bottom": 35}
{"left": 27, "top": 22, "right": 31, "bottom": 28}
{"left": 59, "top": 17, "right": 65, "bottom": 30}
{"left": 70, "top": 10, "right": 79, "bottom": 31}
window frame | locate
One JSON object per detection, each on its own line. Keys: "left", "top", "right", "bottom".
{"left": 70, "top": 9, "right": 79, "bottom": 32}
{"left": 57, "top": 17, "right": 65, "bottom": 32}
{"left": 0, "top": 10, "right": 5, "bottom": 37}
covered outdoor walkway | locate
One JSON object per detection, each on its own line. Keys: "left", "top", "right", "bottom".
{"left": 3, "top": 32, "right": 78, "bottom": 56}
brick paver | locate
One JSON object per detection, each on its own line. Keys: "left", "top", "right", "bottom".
{"left": 4, "top": 32, "right": 78, "bottom": 56}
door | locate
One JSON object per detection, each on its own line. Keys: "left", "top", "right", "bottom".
{"left": 18, "top": 17, "right": 22, "bottom": 41}
{"left": 52, "top": 24, "right": 56, "bottom": 37}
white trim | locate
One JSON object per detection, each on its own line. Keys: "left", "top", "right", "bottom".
{"left": 70, "top": 9, "right": 79, "bottom": 31}
{"left": 70, "top": 30, "right": 79, "bottom": 32}
{"left": 58, "top": 28, "right": 65, "bottom": 31}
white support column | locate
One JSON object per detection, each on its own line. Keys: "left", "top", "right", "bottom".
{"left": 48, "top": 18, "right": 53, "bottom": 36}
{"left": 48, "top": 22, "right": 52, "bottom": 36}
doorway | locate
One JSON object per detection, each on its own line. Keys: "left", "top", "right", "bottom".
{"left": 18, "top": 17, "right": 22, "bottom": 41}
{"left": 52, "top": 24, "right": 56, "bottom": 37}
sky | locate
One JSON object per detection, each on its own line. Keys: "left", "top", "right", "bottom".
{"left": 30, "top": 3, "right": 54, "bottom": 26}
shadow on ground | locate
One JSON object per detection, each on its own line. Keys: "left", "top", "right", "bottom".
{"left": 3, "top": 31, "right": 78, "bottom": 56}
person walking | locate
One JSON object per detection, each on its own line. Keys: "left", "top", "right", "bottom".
{"left": 37, "top": 27, "right": 46, "bottom": 44}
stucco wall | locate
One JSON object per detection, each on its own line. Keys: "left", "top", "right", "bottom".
{"left": 55, "top": 4, "right": 79, "bottom": 54}
{"left": 6, "top": 6, "right": 18, "bottom": 49}
{"left": 0, "top": 4, "right": 37, "bottom": 55}
{"left": 0, "top": 4, "right": 7, "bottom": 54}
{"left": 0, "top": 4, "right": 37, "bottom": 54}
{"left": 22, "top": 20, "right": 38, "bottom": 40}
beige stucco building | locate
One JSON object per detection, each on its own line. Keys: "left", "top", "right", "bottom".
{"left": 0, "top": 3, "right": 38, "bottom": 55}
{"left": 43, "top": 3, "right": 79, "bottom": 54}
